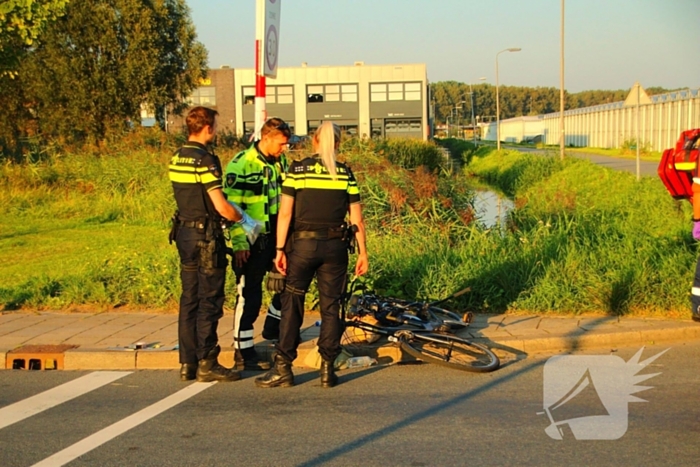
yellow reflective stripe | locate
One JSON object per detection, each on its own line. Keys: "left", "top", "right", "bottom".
{"left": 674, "top": 162, "right": 696, "bottom": 171}
{"left": 200, "top": 173, "right": 219, "bottom": 184}
{"left": 243, "top": 194, "right": 267, "bottom": 204}
{"left": 169, "top": 164, "right": 197, "bottom": 172}
{"left": 169, "top": 172, "right": 199, "bottom": 183}
{"left": 298, "top": 179, "right": 351, "bottom": 190}
{"left": 348, "top": 186, "right": 360, "bottom": 195}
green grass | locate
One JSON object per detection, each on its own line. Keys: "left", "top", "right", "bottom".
{"left": 0, "top": 132, "right": 695, "bottom": 318}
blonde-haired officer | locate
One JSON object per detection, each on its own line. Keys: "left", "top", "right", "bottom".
{"left": 256, "top": 121, "right": 369, "bottom": 389}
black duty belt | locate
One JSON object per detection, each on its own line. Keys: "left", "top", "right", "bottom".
{"left": 293, "top": 229, "right": 345, "bottom": 240}
{"left": 179, "top": 219, "right": 205, "bottom": 229}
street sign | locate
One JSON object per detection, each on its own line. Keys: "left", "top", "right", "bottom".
{"left": 258, "top": 0, "right": 281, "bottom": 78}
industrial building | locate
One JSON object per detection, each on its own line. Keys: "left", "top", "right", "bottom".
{"left": 165, "top": 63, "right": 430, "bottom": 140}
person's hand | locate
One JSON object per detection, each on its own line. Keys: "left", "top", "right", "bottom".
{"left": 237, "top": 210, "right": 263, "bottom": 245}
{"left": 693, "top": 221, "right": 700, "bottom": 240}
{"left": 234, "top": 250, "right": 250, "bottom": 270}
{"left": 354, "top": 253, "right": 369, "bottom": 277}
{"left": 266, "top": 264, "right": 286, "bottom": 293}
{"left": 275, "top": 250, "right": 287, "bottom": 275}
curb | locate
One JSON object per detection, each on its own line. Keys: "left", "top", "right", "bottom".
{"left": 481, "top": 324, "right": 700, "bottom": 355}
{"left": 4, "top": 325, "right": 700, "bottom": 371}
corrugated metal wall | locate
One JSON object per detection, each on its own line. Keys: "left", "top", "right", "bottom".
{"left": 543, "top": 89, "right": 700, "bottom": 151}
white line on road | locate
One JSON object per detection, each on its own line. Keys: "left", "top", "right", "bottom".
{"left": 31, "top": 381, "right": 216, "bottom": 467}
{"left": 0, "top": 371, "right": 132, "bottom": 431}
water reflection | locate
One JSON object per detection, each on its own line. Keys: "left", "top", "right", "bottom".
{"left": 473, "top": 190, "right": 514, "bottom": 229}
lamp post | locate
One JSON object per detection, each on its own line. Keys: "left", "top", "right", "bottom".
{"left": 496, "top": 48, "right": 521, "bottom": 151}
{"left": 469, "top": 77, "right": 486, "bottom": 145}
{"left": 454, "top": 102, "right": 464, "bottom": 138}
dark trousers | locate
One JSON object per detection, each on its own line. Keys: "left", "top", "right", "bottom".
{"left": 176, "top": 227, "right": 226, "bottom": 363}
{"left": 277, "top": 238, "right": 348, "bottom": 363}
{"left": 692, "top": 257, "right": 700, "bottom": 318}
{"left": 233, "top": 235, "right": 282, "bottom": 359}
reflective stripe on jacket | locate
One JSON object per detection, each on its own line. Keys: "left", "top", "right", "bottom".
{"left": 223, "top": 143, "right": 288, "bottom": 251}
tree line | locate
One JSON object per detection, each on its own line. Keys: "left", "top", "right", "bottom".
{"left": 0, "top": 0, "right": 206, "bottom": 154}
{"left": 431, "top": 81, "right": 678, "bottom": 125}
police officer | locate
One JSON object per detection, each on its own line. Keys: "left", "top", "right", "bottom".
{"left": 256, "top": 121, "right": 369, "bottom": 389}
{"left": 169, "top": 106, "right": 261, "bottom": 382}
{"left": 223, "top": 118, "right": 291, "bottom": 370}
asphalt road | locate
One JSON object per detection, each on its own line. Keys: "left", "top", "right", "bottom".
{"left": 506, "top": 146, "right": 660, "bottom": 177}
{"left": 1, "top": 341, "right": 698, "bottom": 467}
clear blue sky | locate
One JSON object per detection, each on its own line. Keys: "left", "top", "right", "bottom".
{"left": 187, "top": 0, "right": 700, "bottom": 93}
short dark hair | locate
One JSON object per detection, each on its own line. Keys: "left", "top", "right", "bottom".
{"left": 261, "top": 117, "right": 291, "bottom": 139}
{"left": 186, "top": 106, "right": 218, "bottom": 135}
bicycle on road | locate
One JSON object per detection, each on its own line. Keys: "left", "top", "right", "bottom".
{"left": 340, "top": 281, "right": 500, "bottom": 373}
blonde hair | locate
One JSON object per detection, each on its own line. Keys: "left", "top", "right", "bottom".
{"left": 313, "top": 121, "right": 341, "bottom": 179}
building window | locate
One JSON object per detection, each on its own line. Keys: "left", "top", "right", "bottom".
{"left": 189, "top": 87, "right": 216, "bottom": 106}
{"left": 243, "top": 87, "right": 255, "bottom": 105}
{"left": 370, "top": 84, "right": 387, "bottom": 102}
{"left": 405, "top": 82, "right": 421, "bottom": 101}
{"left": 385, "top": 119, "right": 421, "bottom": 133}
{"left": 307, "top": 84, "right": 358, "bottom": 103}
{"left": 371, "top": 119, "right": 383, "bottom": 138}
{"left": 244, "top": 86, "right": 293, "bottom": 105}
{"left": 276, "top": 86, "right": 293, "bottom": 104}
{"left": 370, "top": 82, "right": 422, "bottom": 102}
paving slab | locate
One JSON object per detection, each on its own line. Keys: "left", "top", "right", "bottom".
{"left": 16, "top": 315, "right": 92, "bottom": 345}
{"left": 136, "top": 321, "right": 179, "bottom": 348}
{"left": 0, "top": 314, "right": 53, "bottom": 338}
{"left": 61, "top": 314, "right": 154, "bottom": 347}
{"left": 0, "top": 313, "right": 27, "bottom": 326}
{"left": 19, "top": 313, "right": 123, "bottom": 345}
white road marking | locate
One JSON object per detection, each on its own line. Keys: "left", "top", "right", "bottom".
{"left": 31, "top": 381, "right": 216, "bottom": 467}
{"left": 0, "top": 371, "right": 131, "bottom": 431}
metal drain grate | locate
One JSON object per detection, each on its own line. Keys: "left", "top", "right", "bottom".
{"left": 7, "top": 344, "right": 78, "bottom": 370}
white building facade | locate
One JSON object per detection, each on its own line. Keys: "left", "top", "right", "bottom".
{"left": 234, "top": 62, "right": 429, "bottom": 140}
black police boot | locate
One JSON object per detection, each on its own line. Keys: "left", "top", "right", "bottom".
{"left": 235, "top": 349, "right": 271, "bottom": 371}
{"left": 255, "top": 354, "right": 294, "bottom": 388}
{"left": 196, "top": 346, "right": 241, "bottom": 382}
{"left": 320, "top": 359, "right": 338, "bottom": 388}
{"left": 180, "top": 363, "right": 197, "bottom": 381}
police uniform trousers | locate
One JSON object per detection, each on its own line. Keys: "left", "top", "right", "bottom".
{"left": 276, "top": 237, "right": 349, "bottom": 363}
{"left": 176, "top": 226, "right": 226, "bottom": 364}
{"left": 233, "top": 235, "right": 282, "bottom": 359}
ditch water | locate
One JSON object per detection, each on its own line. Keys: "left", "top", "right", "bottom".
{"left": 472, "top": 190, "right": 514, "bottom": 229}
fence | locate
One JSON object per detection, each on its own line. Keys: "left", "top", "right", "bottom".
{"left": 543, "top": 88, "right": 700, "bottom": 151}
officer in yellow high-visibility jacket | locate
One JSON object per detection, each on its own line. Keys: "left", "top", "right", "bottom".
{"left": 223, "top": 118, "right": 291, "bottom": 370}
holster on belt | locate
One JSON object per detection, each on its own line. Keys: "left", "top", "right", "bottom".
{"left": 168, "top": 210, "right": 180, "bottom": 245}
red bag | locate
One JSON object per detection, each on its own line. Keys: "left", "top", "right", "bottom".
{"left": 658, "top": 148, "right": 693, "bottom": 201}
{"left": 658, "top": 129, "right": 700, "bottom": 202}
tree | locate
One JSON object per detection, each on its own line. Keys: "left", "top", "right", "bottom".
{"left": 14, "top": 0, "right": 207, "bottom": 144}
{"left": 0, "top": 0, "right": 69, "bottom": 76}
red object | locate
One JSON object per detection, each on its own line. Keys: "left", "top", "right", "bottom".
{"left": 658, "top": 129, "right": 700, "bottom": 202}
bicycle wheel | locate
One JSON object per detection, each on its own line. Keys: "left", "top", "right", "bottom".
{"left": 399, "top": 333, "right": 500, "bottom": 373}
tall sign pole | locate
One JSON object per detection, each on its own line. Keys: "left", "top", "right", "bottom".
{"left": 559, "top": 0, "right": 565, "bottom": 160}
{"left": 254, "top": 0, "right": 281, "bottom": 140}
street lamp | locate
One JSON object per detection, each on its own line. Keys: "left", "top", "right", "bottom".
{"left": 496, "top": 48, "right": 521, "bottom": 151}
{"left": 469, "top": 77, "right": 486, "bottom": 145}
{"left": 454, "top": 102, "right": 464, "bottom": 138}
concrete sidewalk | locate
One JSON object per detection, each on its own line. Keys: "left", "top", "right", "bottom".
{"left": 1, "top": 310, "right": 699, "bottom": 371}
